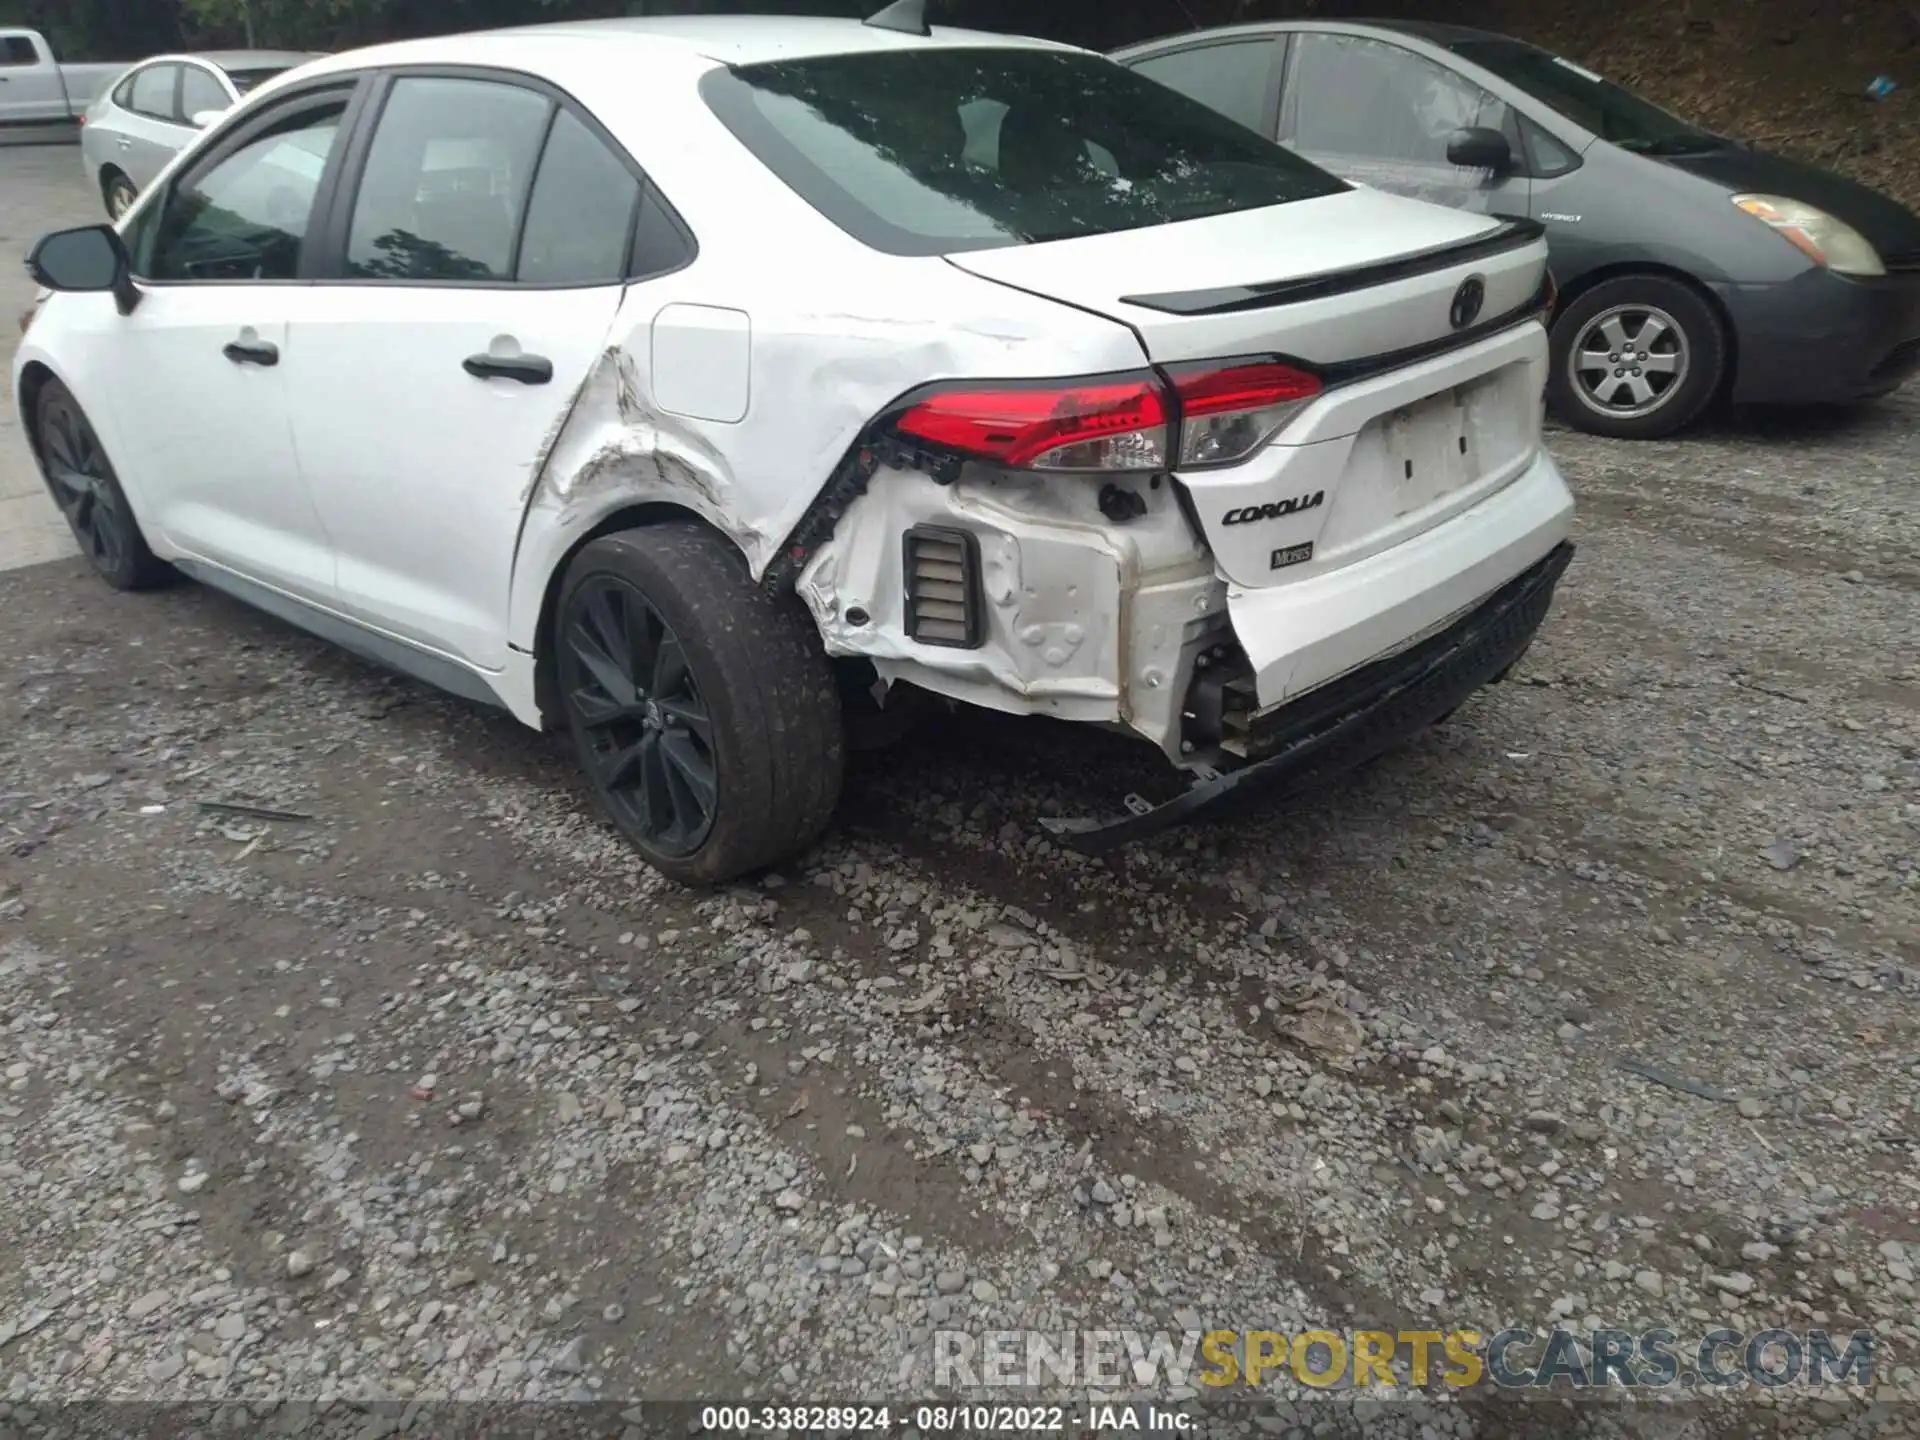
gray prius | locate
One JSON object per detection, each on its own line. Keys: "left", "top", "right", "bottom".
{"left": 1114, "top": 20, "right": 1920, "bottom": 438}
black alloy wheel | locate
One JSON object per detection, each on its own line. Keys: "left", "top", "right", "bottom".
{"left": 34, "top": 379, "right": 168, "bottom": 589}
{"left": 553, "top": 523, "right": 845, "bottom": 886}
{"left": 559, "top": 574, "right": 719, "bottom": 859}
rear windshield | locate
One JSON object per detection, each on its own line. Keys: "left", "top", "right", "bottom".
{"left": 700, "top": 46, "right": 1348, "bottom": 256}
{"left": 224, "top": 65, "right": 295, "bottom": 94}
{"left": 1450, "top": 39, "right": 1723, "bottom": 154}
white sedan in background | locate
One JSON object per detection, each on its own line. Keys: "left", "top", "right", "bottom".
{"left": 13, "top": 2, "right": 1575, "bottom": 884}
{"left": 81, "top": 49, "right": 317, "bottom": 217}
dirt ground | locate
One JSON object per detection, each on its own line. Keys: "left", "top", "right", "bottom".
{"left": 1, "top": 153, "right": 1917, "bottom": 1435}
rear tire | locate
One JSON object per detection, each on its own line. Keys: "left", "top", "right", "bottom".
{"left": 102, "top": 169, "right": 137, "bottom": 220}
{"left": 32, "top": 378, "right": 171, "bottom": 591}
{"left": 1548, "top": 275, "right": 1725, "bottom": 440}
{"left": 554, "top": 523, "right": 844, "bottom": 886}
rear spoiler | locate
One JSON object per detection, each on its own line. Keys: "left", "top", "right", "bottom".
{"left": 1120, "top": 216, "right": 1547, "bottom": 317}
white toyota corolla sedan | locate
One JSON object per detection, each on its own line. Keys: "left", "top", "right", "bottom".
{"left": 12, "top": 2, "right": 1576, "bottom": 884}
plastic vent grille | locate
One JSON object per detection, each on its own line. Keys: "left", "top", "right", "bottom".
{"left": 903, "top": 525, "right": 982, "bottom": 649}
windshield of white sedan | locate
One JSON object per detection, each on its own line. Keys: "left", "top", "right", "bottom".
{"left": 1449, "top": 39, "right": 1726, "bottom": 154}
{"left": 701, "top": 48, "right": 1347, "bottom": 255}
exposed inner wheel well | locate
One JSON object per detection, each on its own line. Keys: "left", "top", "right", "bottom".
{"left": 1550, "top": 262, "right": 1740, "bottom": 401}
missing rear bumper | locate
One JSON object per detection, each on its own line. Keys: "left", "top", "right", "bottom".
{"left": 1039, "top": 541, "right": 1574, "bottom": 853}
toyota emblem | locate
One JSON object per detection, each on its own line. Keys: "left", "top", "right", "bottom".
{"left": 1450, "top": 275, "right": 1486, "bottom": 330}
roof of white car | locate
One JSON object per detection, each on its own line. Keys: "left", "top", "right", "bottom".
{"left": 300, "top": 15, "right": 1077, "bottom": 79}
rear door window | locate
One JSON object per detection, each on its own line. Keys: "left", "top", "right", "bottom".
{"left": 701, "top": 46, "right": 1345, "bottom": 257}
{"left": 1, "top": 35, "right": 40, "bottom": 65}
{"left": 179, "top": 65, "right": 228, "bottom": 120}
{"left": 128, "top": 64, "right": 181, "bottom": 121}
{"left": 515, "top": 107, "right": 642, "bottom": 286}
{"left": 1128, "top": 39, "right": 1279, "bottom": 136}
{"left": 342, "top": 75, "right": 551, "bottom": 281}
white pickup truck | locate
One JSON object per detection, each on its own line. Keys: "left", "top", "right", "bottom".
{"left": 0, "top": 28, "right": 124, "bottom": 132}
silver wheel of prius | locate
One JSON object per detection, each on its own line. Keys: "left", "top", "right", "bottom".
{"left": 1568, "top": 303, "right": 1690, "bottom": 420}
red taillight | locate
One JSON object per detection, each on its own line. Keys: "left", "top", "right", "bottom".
{"left": 893, "top": 373, "right": 1169, "bottom": 473}
{"left": 1172, "top": 359, "right": 1321, "bottom": 416}
{"left": 891, "top": 358, "right": 1324, "bottom": 476}
{"left": 1166, "top": 358, "right": 1322, "bottom": 469}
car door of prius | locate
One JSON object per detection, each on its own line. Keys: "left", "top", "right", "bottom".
{"left": 98, "top": 81, "right": 360, "bottom": 601}
{"left": 1279, "top": 31, "right": 1531, "bottom": 219}
{"left": 278, "top": 71, "right": 648, "bottom": 673}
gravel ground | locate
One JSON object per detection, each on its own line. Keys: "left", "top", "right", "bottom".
{"left": 2, "top": 159, "right": 1917, "bottom": 1440}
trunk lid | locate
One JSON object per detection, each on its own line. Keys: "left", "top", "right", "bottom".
{"left": 948, "top": 188, "right": 1553, "bottom": 594}
{"left": 944, "top": 187, "right": 1546, "bottom": 366}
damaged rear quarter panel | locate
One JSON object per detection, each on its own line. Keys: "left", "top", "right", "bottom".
{"left": 505, "top": 250, "right": 1145, "bottom": 660}
{"left": 799, "top": 463, "right": 1226, "bottom": 749}
{"left": 802, "top": 464, "right": 1130, "bottom": 723}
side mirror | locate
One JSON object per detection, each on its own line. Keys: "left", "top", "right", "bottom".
{"left": 25, "top": 224, "right": 142, "bottom": 316}
{"left": 189, "top": 107, "right": 226, "bottom": 128}
{"left": 1446, "top": 126, "right": 1514, "bottom": 174}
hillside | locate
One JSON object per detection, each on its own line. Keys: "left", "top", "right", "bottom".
{"left": 1468, "top": 0, "right": 1920, "bottom": 207}
{"left": 1209, "top": 0, "right": 1920, "bottom": 208}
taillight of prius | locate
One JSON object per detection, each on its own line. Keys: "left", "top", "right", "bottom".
{"left": 891, "top": 359, "right": 1322, "bottom": 475}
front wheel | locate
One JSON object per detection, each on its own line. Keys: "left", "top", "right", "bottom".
{"left": 33, "top": 378, "right": 170, "bottom": 590}
{"left": 1547, "top": 276, "right": 1726, "bottom": 440}
{"left": 554, "top": 523, "right": 845, "bottom": 885}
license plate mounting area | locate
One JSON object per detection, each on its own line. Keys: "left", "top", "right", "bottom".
{"left": 1383, "top": 385, "right": 1476, "bottom": 519}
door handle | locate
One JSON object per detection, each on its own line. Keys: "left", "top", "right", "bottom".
{"left": 222, "top": 339, "right": 278, "bottom": 366}
{"left": 463, "top": 353, "right": 552, "bottom": 385}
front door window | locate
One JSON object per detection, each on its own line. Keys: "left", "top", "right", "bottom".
{"left": 142, "top": 97, "right": 345, "bottom": 281}
{"left": 1286, "top": 32, "right": 1522, "bottom": 210}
